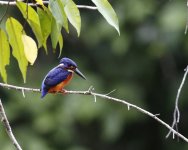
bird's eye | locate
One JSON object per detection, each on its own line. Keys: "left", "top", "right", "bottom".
{"left": 69, "top": 66, "right": 75, "bottom": 69}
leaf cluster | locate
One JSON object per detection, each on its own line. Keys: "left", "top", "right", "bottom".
{"left": 0, "top": 0, "right": 119, "bottom": 83}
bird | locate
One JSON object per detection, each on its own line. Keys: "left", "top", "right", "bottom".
{"left": 41, "top": 57, "right": 86, "bottom": 98}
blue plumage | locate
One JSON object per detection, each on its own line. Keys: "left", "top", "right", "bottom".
{"left": 41, "top": 57, "right": 86, "bottom": 98}
{"left": 41, "top": 66, "right": 71, "bottom": 98}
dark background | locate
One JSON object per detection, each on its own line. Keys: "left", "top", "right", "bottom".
{"left": 1, "top": 0, "right": 188, "bottom": 149}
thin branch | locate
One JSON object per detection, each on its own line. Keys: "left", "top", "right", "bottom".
{"left": 0, "top": 82, "right": 40, "bottom": 92}
{"left": 66, "top": 89, "right": 188, "bottom": 142}
{"left": 0, "top": 0, "right": 98, "bottom": 10}
{"left": 0, "top": 99, "right": 22, "bottom": 150}
{"left": 76, "top": 5, "right": 97, "bottom": 10}
{"left": 166, "top": 65, "right": 188, "bottom": 138}
{"left": 0, "top": 82, "right": 188, "bottom": 142}
{"left": 105, "top": 89, "right": 116, "bottom": 96}
{"left": 185, "top": 0, "right": 188, "bottom": 34}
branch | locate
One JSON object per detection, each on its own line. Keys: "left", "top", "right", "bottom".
{"left": 185, "top": 0, "right": 188, "bottom": 34}
{"left": 0, "top": 99, "right": 22, "bottom": 150}
{"left": 0, "top": 0, "right": 98, "bottom": 10}
{"left": 166, "top": 65, "right": 188, "bottom": 139}
{"left": 0, "top": 82, "right": 40, "bottom": 93}
{"left": 0, "top": 83, "right": 188, "bottom": 142}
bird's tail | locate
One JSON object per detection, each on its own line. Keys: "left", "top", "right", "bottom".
{"left": 41, "top": 89, "right": 48, "bottom": 99}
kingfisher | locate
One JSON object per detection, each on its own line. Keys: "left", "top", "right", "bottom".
{"left": 41, "top": 57, "right": 86, "bottom": 98}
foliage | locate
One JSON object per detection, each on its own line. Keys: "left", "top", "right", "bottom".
{"left": 0, "top": 0, "right": 119, "bottom": 82}
{"left": 22, "top": 34, "right": 38, "bottom": 65}
{"left": 91, "top": 0, "right": 119, "bottom": 35}
{"left": 6, "top": 17, "right": 28, "bottom": 82}
{"left": 0, "top": 0, "right": 188, "bottom": 150}
{"left": 0, "top": 29, "right": 10, "bottom": 83}
{"left": 64, "top": 0, "right": 81, "bottom": 36}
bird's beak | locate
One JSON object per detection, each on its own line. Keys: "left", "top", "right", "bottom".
{"left": 74, "top": 68, "right": 86, "bottom": 80}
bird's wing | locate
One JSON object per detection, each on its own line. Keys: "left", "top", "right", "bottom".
{"left": 43, "top": 66, "right": 70, "bottom": 88}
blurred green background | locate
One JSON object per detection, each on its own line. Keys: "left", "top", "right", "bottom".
{"left": 1, "top": 0, "right": 188, "bottom": 149}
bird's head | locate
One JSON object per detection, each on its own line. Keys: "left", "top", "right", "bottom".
{"left": 59, "top": 57, "right": 86, "bottom": 80}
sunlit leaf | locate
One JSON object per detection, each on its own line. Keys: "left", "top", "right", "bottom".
{"left": 37, "top": 7, "right": 52, "bottom": 53}
{"left": 58, "top": 34, "right": 63, "bottom": 58}
{"left": 0, "top": 29, "right": 10, "bottom": 83}
{"left": 91, "top": 0, "right": 120, "bottom": 35}
{"left": 51, "top": 17, "right": 61, "bottom": 51}
{"left": 16, "top": 2, "right": 44, "bottom": 47}
{"left": 22, "top": 34, "right": 38, "bottom": 65}
{"left": 49, "top": 0, "right": 69, "bottom": 33}
{"left": 64, "top": 0, "right": 81, "bottom": 36}
{"left": 35, "top": 0, "right": 44, "bottom": 6}
{"left": 6, "top": 17, "right": 28, "bottom": 82}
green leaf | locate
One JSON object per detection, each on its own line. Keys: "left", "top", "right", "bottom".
{"left": 16, "top": 2, "right": 44, "bottom": 47}
{"left": 6, "top": 17, "right": 28, "bottom": 82}
{"left": 35, "top": 0, "right": 44, "bottom": 6}
{"left": 0, "top": 29, "right": 10, "bottom": 83}
{"left": 58, "top": 34, "right": 63, "bottom": 58}
{"left": 22, "top": 34, "right": 38, "bottom": 65}
{"left": 37, "top": 7, "right": 52, "bottom": 53}
{"left": 64, "top": 0, "right": 81, "bottom": 36}
{"left": 49, "top": 0, "right": 69, "bottom": 33}
{"left": 91, "top": 0, "right": 120, "bottom": 35}
{"left": 51, "top": 17, "right": 61, "bottom": 51}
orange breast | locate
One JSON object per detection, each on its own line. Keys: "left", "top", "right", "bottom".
{"left": 48, "top": 74, "right": 73, "bottom": 93}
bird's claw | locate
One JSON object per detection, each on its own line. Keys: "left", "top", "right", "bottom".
{"left": 61, "top": 89, "right": 67, "bottom": 95}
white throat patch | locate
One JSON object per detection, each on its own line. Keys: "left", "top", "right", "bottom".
{"left": 58, "top": 63, "right": 64, "bottom": 67}
{"left": 68, "top": 69, "right": 74, "bottom": 73}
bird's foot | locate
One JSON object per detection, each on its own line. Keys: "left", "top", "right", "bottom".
{"left": 48, "top": 89, "right": 67, "bottom": 95}
{"left": 60, "top": 89, "right": 67, "bottom": 95}
{"left": 48, "top": 90, "right": 57, "bottom": 94}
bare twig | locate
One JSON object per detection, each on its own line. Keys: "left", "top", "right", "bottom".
{"left": 0, "top": 82, "right": 40, "bottom": 92}
{"left": 185, "top": 0, "right": 188, "bottom": 34}
{"left": 105, "top": 89, "right": 116, "bottom": 96}
{"left": 75, "top": 5, "right": 97, "bottom": 10}
{"left": 0, "top": 99, "right": 22, "bottom": 150}
{"left": 0, "top": 82, "right": 188, "bottom": 142}
{"left": 22, "top": 89, "right": 25, "bottom": 98}
{"left": 66, "top": 89, "right": 188, "bottom": 142}
{"left": 166, "top": 65, "right": 188, "bottom": 138}
{"left": 0, "top": 0, "right": 97, "bottom": 10}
